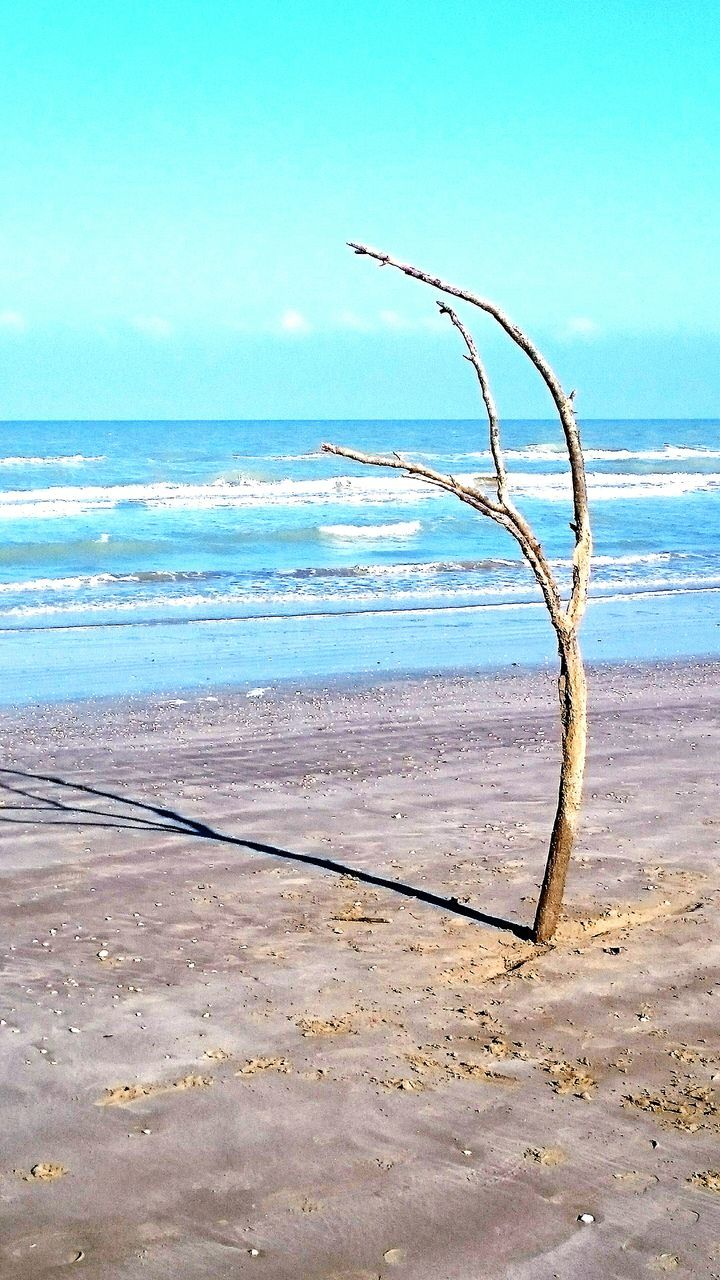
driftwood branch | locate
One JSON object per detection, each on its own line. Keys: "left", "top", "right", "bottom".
{"left": 348, "top": 240, "right": 591, "bottom": 628}
{"left": 321, "top": 440, "right": 564, "bottom": 627}
{"left": 436, "top": 301, "right": 507, "bottom": 504}
{"left": 322, "top": 290, "right": 567, "bottom": 629}
{"left": 323, "top": 242, "right": 594, "bottom": 942}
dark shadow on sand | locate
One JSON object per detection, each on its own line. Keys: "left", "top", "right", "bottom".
{"left": 0, "top": 767, "right": 532, "bottom": 940}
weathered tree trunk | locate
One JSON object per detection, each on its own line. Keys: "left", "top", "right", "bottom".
{"left": 533, "top": 630, "right": 588, "bottom": 942}
{"left": 325, "top": 242, "right": 593, "bottom": 941}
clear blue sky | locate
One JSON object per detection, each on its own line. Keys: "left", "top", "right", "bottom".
{"left": 0, "top": 0, "right": 718, "bottom": 419}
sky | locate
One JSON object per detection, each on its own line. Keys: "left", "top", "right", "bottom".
{"left": 0, "top": 0, "right": 718, "bottom": 420}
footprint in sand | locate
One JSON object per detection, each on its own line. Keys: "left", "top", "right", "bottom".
{"left": 523, "top": 1147, "right": 566, "bottom": 1167}
{"left": 99, "top": 1074, "right": 213, "bottom": 1106}
{"left": 688, "top": 1170, "right": 720, "bottom": 1192}
{"left": 235, "top": 1057, "right": 292, "bottom": 1076}
{"left": 543, "top": 1059, "right": 596, "bottom": 1099}
{"left": 297, "top": 1014, "right": 356, "bottom": 1037}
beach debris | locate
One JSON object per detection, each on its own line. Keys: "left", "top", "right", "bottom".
{"left": 68, "top": 1027, "right": 81, "bottom": 1034}
{"left": 543, "top": 1059, "right": 596, "bottom": 1098}
{"left": 383, "top": 1247, "right": 407, "bottom": 1265}
{"left": 688, "top": 1169, "right": 720, "bottom": 1193}
{"left": 331, "top": 910, "right": 390, "bottom": 924}
{"left": 248, "top": 1247, "right": 261, "bottom": 1256}
{"left": 235, "top": 1056, "right": 292, "bottom": 1075}
{"left": 376, "top": 1077, "right": 422, "bottom": 1092}
{"left": 71, "top": 1251, "right": 85, "bottom": 1264}
{"left": 578, "top": 1213, "right": 595, "bottom": 1224}
{"left": 246, "top": 687, "right": 268, "bottom": 698}
{"left": 524, "top": 1146, "right": 566, "bottom": 1166}
{"left": 296, "top": 1014, "right": 356, "bottom": 1037}
{"left": 96, "top": 949, "right": 109, "bottom": 960}
{"left": 624, "top": 1084, "right": 719, "bottom": 1133}
{"left": 99, "top": 1074, "right": 213, "bottom": 1106}
{"left": 23, "top": 1162, "right": 68, "bottom": 1182}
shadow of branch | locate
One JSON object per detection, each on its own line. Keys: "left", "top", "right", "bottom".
{"left": 0, "top": 767, "right": 532, "bottom": 941}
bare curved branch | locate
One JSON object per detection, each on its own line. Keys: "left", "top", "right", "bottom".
{"left": 326, "top": 242, "right": 595, "bottom": 941}
{"left": 348, "top": 240, "right": 592, "bottom": 626}
{"left": 321, "top": 442, "right": 564, "bottom": 627}
{"left": 436, "top": 301, "right": 507, "bottom": 504}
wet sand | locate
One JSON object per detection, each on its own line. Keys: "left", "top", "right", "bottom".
{"left": 1, "top": 661, "right": 719, "bottom": 1278}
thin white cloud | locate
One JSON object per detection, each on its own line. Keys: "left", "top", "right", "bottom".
{"left": 378, "top": 308, "right": 445, "bottom": 333}
{"left": 280, "top": 309, "right": 311, "bottom": 334}
{"left": 564, "top": 316, "right": 600, "bottom": 339}
{"left": 379, "top": 308, "right": 404, "bottom": 329}
{"left": 0, "top": 310, "right": 27, "bottom": 333}
{"left": 336, "top": 309, "right": 372, "bottom": 332}
{"left": 131, "top": 315, "right": 173, "bottom": 339}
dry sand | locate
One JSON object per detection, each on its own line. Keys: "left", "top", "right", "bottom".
{"left": 1, "top": 661, "right": 719, "bottom": 1278}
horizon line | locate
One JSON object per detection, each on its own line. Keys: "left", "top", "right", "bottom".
{"left": 2, "top": 416, "right": 719, "bottom": 426}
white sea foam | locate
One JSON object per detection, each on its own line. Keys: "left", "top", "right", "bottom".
{"left": 0, "top": 454, "right": 106, "bottom": 467}
{"left": 417, "top": 444, "right": 720, "bottom": 464}
{"left": 236, "top": 443, "right": 720, "bottom": 466}
{"left": 0, "top": 569, "right": 214, "bottom": 594}
{"left": 5, "top": 571, "right": 720, "bottom": 621}
{"left": 0, "top": 585, "right": 527, "bottom": 618}
{"left": 0, "top": 550, "right": 691, "bottom": 598}
{"left": 1, "top": 469, "right": 719, "bottom": 521}
{"left": 0, "top": 574, "right": 119, "bottom": 594}
{"left": 552, "top": 552, "right": 677, "bottom": 568}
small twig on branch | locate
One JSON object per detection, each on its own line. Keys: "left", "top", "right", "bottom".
{"left": 346, "top": 240, "right": 591, "bottom": 627}
{"left": 436, "top": 300, "right": 507, "bottom": 505}
{"left": 320, "top": 441, "right": 564, "bottom": 627}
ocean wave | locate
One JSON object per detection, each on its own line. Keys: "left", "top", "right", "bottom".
{"left": 281, "top": 557, "right": 523, "bottom": 578}
{"left": 552, "top": 551, "right": 677, "bottom": 567}
{"left": 4, "top": 570, "right": 720, "bottom": 622}
{"left": 0, "top": 454, "right": 106, "bottom": 467}
{"left": 0, "top": 569, "right": 224, "bottom": 594}
{"left": 414, "top": 444, "right": 720, "bottom": 464}
{"left": 1, "top": 470, "right": 719, "bottom": 521}
{"left": 0, "top": 551, "right": 690, "bottom": 597}
{"left": 318, "top": 521, "right": 422, "bottom": 539}
{"left": 6, "top": 583, "right": 720, "bottom": 635}
{"left": 0, "top": 583, "right": 533, "bottom": 618}
{"left": 236, "top": 442, "right": 720, "bottom": 466}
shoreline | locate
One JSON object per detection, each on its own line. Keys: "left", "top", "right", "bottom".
{"left": 2, "top": 660, "right": 719, "bottom": 1276}
{"left": 2, "top": 580, "right": 720, "bottom": 708}
{"left": 2, "top": 652, "right": 719, "bottom": 722}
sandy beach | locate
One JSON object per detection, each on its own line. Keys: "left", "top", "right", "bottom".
{"left": 1, "top": 660, "right": 719, "bottom": 1278}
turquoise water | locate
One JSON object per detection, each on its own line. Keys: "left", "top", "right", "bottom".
{"left": 1, "top": 419, "right": 719, "bottom": 703}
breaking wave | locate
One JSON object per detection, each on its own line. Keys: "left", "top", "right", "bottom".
{"left": 4, "top": 572, "right": 720, "bottom": 623}
{"left": 318, "top": 521, "right": 422, "bottom": 539}
{"left": 1, "top": 470, "right": 719, "bottom": 521}
{"left": 0, "top": 454, "right": 106, "bottom": 467}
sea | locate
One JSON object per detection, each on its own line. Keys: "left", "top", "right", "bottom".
{"left": 1, "top": 418, "right": 719, "bottom": 706}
